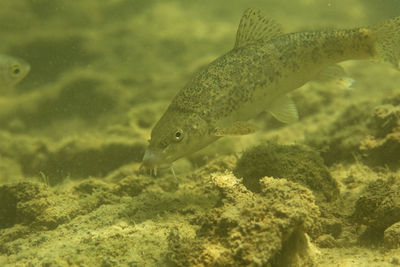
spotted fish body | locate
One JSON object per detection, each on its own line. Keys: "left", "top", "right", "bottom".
{"left": 0, "top": 54, "right": 30, "bottom": 89}
{"left": 142, "top": 9, "right": 400, "bottom": 171}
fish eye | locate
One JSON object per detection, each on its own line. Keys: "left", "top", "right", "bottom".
{"left": 11, "top": 65, "right": 21, "bottom": 76}
{"left": 173, "top": 129, "right": 184, "bottom": 142}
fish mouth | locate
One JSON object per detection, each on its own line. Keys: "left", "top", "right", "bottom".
{"left": 140, "top": 149, "right": 172, "bottom": 176}
{"left": 139, "top": 148, "right": 176, "bottom": 178}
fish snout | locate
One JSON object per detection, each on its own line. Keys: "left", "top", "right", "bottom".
{"left": 142, "top": 149, "right": 161, "bottom": 169}
{"left": 141, "top": 149, "right": 175, "bottom": 177}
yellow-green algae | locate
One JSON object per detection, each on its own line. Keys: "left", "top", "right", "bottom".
{"left": 234, "top": 142, "right": 339, "bottom": 201}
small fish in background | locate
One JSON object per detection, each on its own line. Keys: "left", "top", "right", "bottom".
{"left": 0, "top": 54, "right": 30, "bottom": 89}
{"left": 142, "top": 8, "right": 400, "bottom": 176}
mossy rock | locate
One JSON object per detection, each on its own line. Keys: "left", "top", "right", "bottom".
{"left": 169, "top": 174, "right": 320, "bottom": 266}
{"left": 234, "top": 142, "right": 339, "bottom": 201}
{"left": 0, "top": 182, "right": 50, "bottom": 229}
{"left": 353, "top": 175, "right": 400, "bottom": 244}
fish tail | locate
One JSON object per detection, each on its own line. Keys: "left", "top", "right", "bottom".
{"left": 371, "top": 16, "right": 400, "bottom": 69}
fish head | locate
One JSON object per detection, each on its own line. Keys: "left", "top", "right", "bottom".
{"left": 0, "top": 55, "right": 31, "bottom": 88}
{"left": 142, "top": 107, "right": 218, "bottom": 170}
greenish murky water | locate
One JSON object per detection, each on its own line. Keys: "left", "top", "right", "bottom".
{"left": 0, "top": 1, "right": 400, "bottom": 266}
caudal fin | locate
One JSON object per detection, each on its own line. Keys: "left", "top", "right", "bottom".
{"left": 372, "top": 17, "right": 400, "bottom": 69}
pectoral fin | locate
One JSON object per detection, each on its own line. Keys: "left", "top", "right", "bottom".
{"left": 312, "top": 64, "right": 355, "bottom": 90}
{"left": 268, "top": 95, "right": 299, "bottom": 124}
{"left": 214, "top": 121, "right": 258, "bottom": 136}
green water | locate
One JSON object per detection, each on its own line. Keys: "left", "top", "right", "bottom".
{"left": 0, "top": 1, "right": 400, "bottom": 266}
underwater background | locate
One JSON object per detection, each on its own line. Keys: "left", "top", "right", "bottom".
{"left": 1, "top": 0, "right": 400, "bottom": 266}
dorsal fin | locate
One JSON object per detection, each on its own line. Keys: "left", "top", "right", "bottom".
{"left": 234, "top": 8, "right": 283, "bottom": 49}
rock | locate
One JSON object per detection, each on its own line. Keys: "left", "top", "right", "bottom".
{"left": 234, "top": 142, "right": 339, "bottom": 201}
{"left": 169, "top": 172, "right": 321, "bottom": 266}
{"left": 0, "top": 179, "right": 119, "bottom": 232}
{"left": 359, "top": 103, "right": 400, "bottom": 169}
{"left": 0, "top": 182, "right": 51, "bottom": 229}
{"left": 391, "top": 256, "right": 400, "bottom": 265}
{"left": 316, "top": 234, "right": 337, "bottom": 248}
{"left": 306, "top": 93, "right": 400, "bottom": 169}
{"left": 306, "top": 101, "right": 373, "bottom": 165}
{"left": 0, "top": 131, "right": 146, "bottom": 185}
{"left": 384, "top": 222, "right": 400, "bottom": 249}
{"left": 353, "top": 176, "right": 400, "bottom": 243}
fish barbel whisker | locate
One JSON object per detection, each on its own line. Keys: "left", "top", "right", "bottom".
{"left": 140, "top": 160, "right": 175, "bottom": 178}
{"left": 170, "top": 166, "right": 176, "bottom": 179}
{"left": 154, "top": 166, "right": 158, "bottom": 176}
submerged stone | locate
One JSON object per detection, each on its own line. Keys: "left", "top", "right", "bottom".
{"left": 353, "top": 175, "right": 400, "bottom": 243}
{"left": 384, "top": 222, "right": 400, "bottom": 249}
{"left": 168, "top": 172, "right": 320, "bottom": 266}
{"left": 234, "top": 142, "right": 339, "bottom": 201}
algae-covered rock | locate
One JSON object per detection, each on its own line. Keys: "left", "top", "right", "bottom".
{"left": 234, "top": 142, "right": 339, "bottom": 201}
{"left": 307, "top": 92, "right": 400, "bottom": 169}
{"left": 0, "top": 179, "right": 121, "bottom": 233}
{"left": 359, "top": 102, "right": 400, "bottom": 169}
{"left": 0, "top": 130, "right": 146, "bottom": 185}
{"left": 36, "top": 136, "right": 146, "bottom": 184}
{"left": 353, "top": 175, "right": 400, "bottom": 242}
{"left": 316, "top": 234, "right": 337, "bottom": 248}
{"left": 0, "top": 182, "right": 51, "bottom": 229}
{"left": 384, "top": 222, "right": 400, "bottom": 249}
{"left": 360, "top": 131, "right": 400, "bottom": 169}
{"left": 0, "top": 174, "right": 205, "bottom": 266}
{"left": 169, "top": 172, "right": 320, "bottom": 266}
{"left": 306, "top": 101, "right": 373, "bottom": 165}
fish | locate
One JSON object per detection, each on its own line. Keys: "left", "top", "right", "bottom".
{"left": 0, "top": 54, "right": 30, "bottom": 89}
{"left": 142, "top": 8, "right": 400, "bottom": 174}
